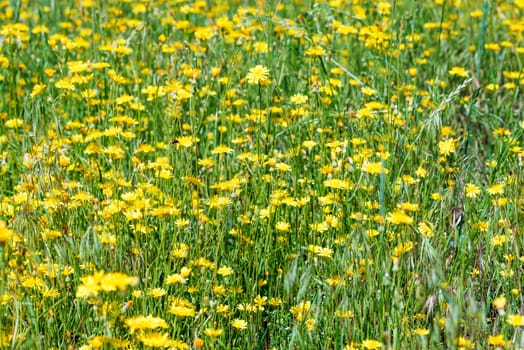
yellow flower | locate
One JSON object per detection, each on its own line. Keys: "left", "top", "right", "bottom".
{"left": 491, "top": 295, "right": 506, "bottom": 310}
{"left": 393, "top": 241, "right": 414, "bottom": 256}
{"left": 275, "top": 221, "right": 290, "bottom": 232}
{"left": 147, "top": 288, "right": 167, "bottom": 298}
{"left": 211, "top": 144, "right": 234, "bottom": 154}
{"left": 487, "top": 334, "right": 505, "bottom": 347}
{"left": 0, "top": 221, "right": 14, "bottom": 243}
{"left": 455, "top": 336, "right": 474, "bottom": 349}
{"left": 246, "top": 65, "right": 269, "bottom": 85}
{"left": 30, "top": 84, "right": 46, "bottom": 97}
{"left": 438, "top": 138, "right": 457, "bottom": 156}
{"left": 417, "top": 222, "right": 434, "bottom": 238}
{"left": 464, "top": 183, "right": 481, "bottom": 198}
{"left": 290, "top": 93, "right": 308, "bottom": 104}
{"left": 361, "top": 339, "right": 383, "bottom": 349}
{"left": 491, "top": 235, "right": 509, "bottom": 247}
{"left": 302, "top": 140, "right": 317, "bottom": 149}
{"left": 124, "top": 315, "right": 169, "bottom": 333}
{"left": 290, "top": 300, "right": 311, "bottom": 321}
{"left": 361, "top": 161, "right": 389, "bottom": 175}
{"left": 76, "top": 271, "right": 138, "bottom": 298}
{"left": 55, "top": 78, "right": 76, "bottom": 90}
{"left": 413, "top": 328, "right": 430, "bottom": 336}
{"left": 169, "top": 298, "right": 195, "bottom": 317}
{"left": 487, "top": 183, "right": 504, "bottom": 195}
{"left": 5, "top": 118, "right": 25, "bottom": 129}
{"left": 231, "top": 318, "right": 248, "bottom": 330}
{"left": 203, "top": 328, "right": 223, "bottom": 338}
{"left": 387, "top": 210, "right": 413, "bottom": 225}
{"left": 304, "top": 45, "right": 326, "bottom": 56}
{"left": 207, "top": 195, "right": 232, "bottom": 208}
{"left": 324, "top": 178, "right": 351, "bottom": 190}
{"left": 136, "top": 332, "right": 185, "bottom": 348}
{"left": 360, "top": 87, "right": 377, "bottom": 96}
{"left": 315, "top": 246, "right": 334, "bottom": 258}
{"left": 448, "top": 66, "right": 469, "bottom": 77}
{"left": 507, "top": 314, "right": 524, "bottom": 327}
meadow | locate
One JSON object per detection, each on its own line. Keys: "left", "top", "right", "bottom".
{"left": 0, "top": 0, "right": 523, "bottom": 349}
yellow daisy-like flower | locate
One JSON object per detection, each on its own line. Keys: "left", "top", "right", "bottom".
{"left": 464, "top": 183, "right": 480, "bottom": 198}
{"left": 231, "top": 318, "right": 248, "bottom": 330}
{"left": 324, "top": 178, "right": 351, "bottom": 190}
{"left": 290, "top": 93, "right": 308, "bottom": 105}
{"left": 438, "top": 138, "right": 457, "bottom": 156}
{"left": 387, "top": 210, "right": 414, "bottom": 225}
{"left": 361, "top": 161, "right": 389, "bottom": 175}
{"left": 203, "top": 328, "right": 223, "bottom": 338}
{"left": 0, "top": 221, "right": 14, "bottom": 243}
{"left": 361, "top": 339, "right": 383, "bottom": 349}
{"left": 211, "top": 144, "right": 234, "bottom": 154}
{"left": 507, "top": 314, "right": 524, "bottom": 327}
{"left": 124, "top": 315, "right": 169, "bottom": 333}
{"left": 246, "top": 65, "right": 269, "bottom": 85}
{"left": 488, "top": 334, "right": 505, "bottom": 347}
{"left": 448, "top": 66, "right": 469, "bottom": 77}
{"left": 492, "top": 296, "right": 506, "bottom": 310}
{"left": 412, "top": 328, "right": 430, "bottom": 336}
{"left": 304, "top": 45, "right": 326, "bottom": 57}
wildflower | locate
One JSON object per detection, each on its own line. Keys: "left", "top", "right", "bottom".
{"left": 361, "top": 161, "right": 388, "bottom": 175}
{"left": 124, "top": 315, "right": 169, "bottom": 333}
{"left": 316, "top": 247, "right": 334, "bottom": 258}
{"left": 41, "top": 287, "right": 60, "bottom": 298}
{"left": 275, "top": 221, "right": 290, "bottom": 232}
{"left": 302, "top": 140, "right": 317, "bottom": 149}
{"left": 487, "top": 183, "right": 504, "bottom": 195}
{"left": 360, "top": 87, "right": 377, "bottom": 96}
{"left": 455, "top": 336, "right": 474, "bottom": 349}
{"left": 136, "top": 332, "right": 169, "bottom": 346}
{"left": 387, "top": 210, "right": 413, "bottom": 225}
{"left": 203, "top": 328, "right": 223, "bottom": 338}
{"left": 492, "top": 235, "right": 509, "bottom": 247}
{"left": 491, "top": 295, "right": 506, "bottom": 313}
{"left": 30, "top": 84, "right": 46, "bottom": 97}
{"left": 290, "top": 300, "right": 311, "bottom": 321}
{"left": 487, "top": 334, "right": 505, "bottom": 347}
{"left": 393, "top": 241, "right": 414, "bottom": 256}
{"left": 0, "top": 221, "right": 14, "bottom": 243}
{"left": 413, "top": 328, "right": 430, "bottom": 336}
{"left": 448, "top": 66, "right": 469, "bottom": 77}
{"left": 246, "top": 65, "right": 269, "bottom": 85}
{"left": 305, "top": 318, "right": 316, "bottom": 331}
{"left": 361, "top": 339, "right": 383, "bottom": 349}
{"left": 507, "top": 314, "right": 524, "bottom": 327}
{"left": 438, "top": 138, "right": 457, "bottom": 156}
{"left": 417, "top": 222, "right": 434, "bottom": 238}
{"left": 324, "top": 178, "right": 351, "bottom": 190}
{"left": 193, "top": 338, "right": 204, "bottom": 348}
{"left": 147, "top": 288, "right": 167, "bottom": 298}
{"left": 217, "top": 266, "right": 234, "bottom": 276}
{"left": 76, "top": 271, "right": 139, "bottom": 298}
{"left": 290, "top": 93, "right": 308, "bottom": 105}
{"left": 207, "top": 196, "right": 232, "bottom": 208}
{"left": 304, "top": 46, "right": 326, "bottom": 56}
{"left": 211, "top": 145, "right": 234, "bottom": 154}
{"left": 231, "top": 319, "right": 248, "bottom": 330}
{"left": 5, "top": 118, "right": 25, "bottom": 129}
{"left": 464, "top": 183, "right": 480, "bottom": 198}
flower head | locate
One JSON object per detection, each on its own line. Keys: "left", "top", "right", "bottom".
{"left": 246, "top": 65, "right": 270, "bottom": 85}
